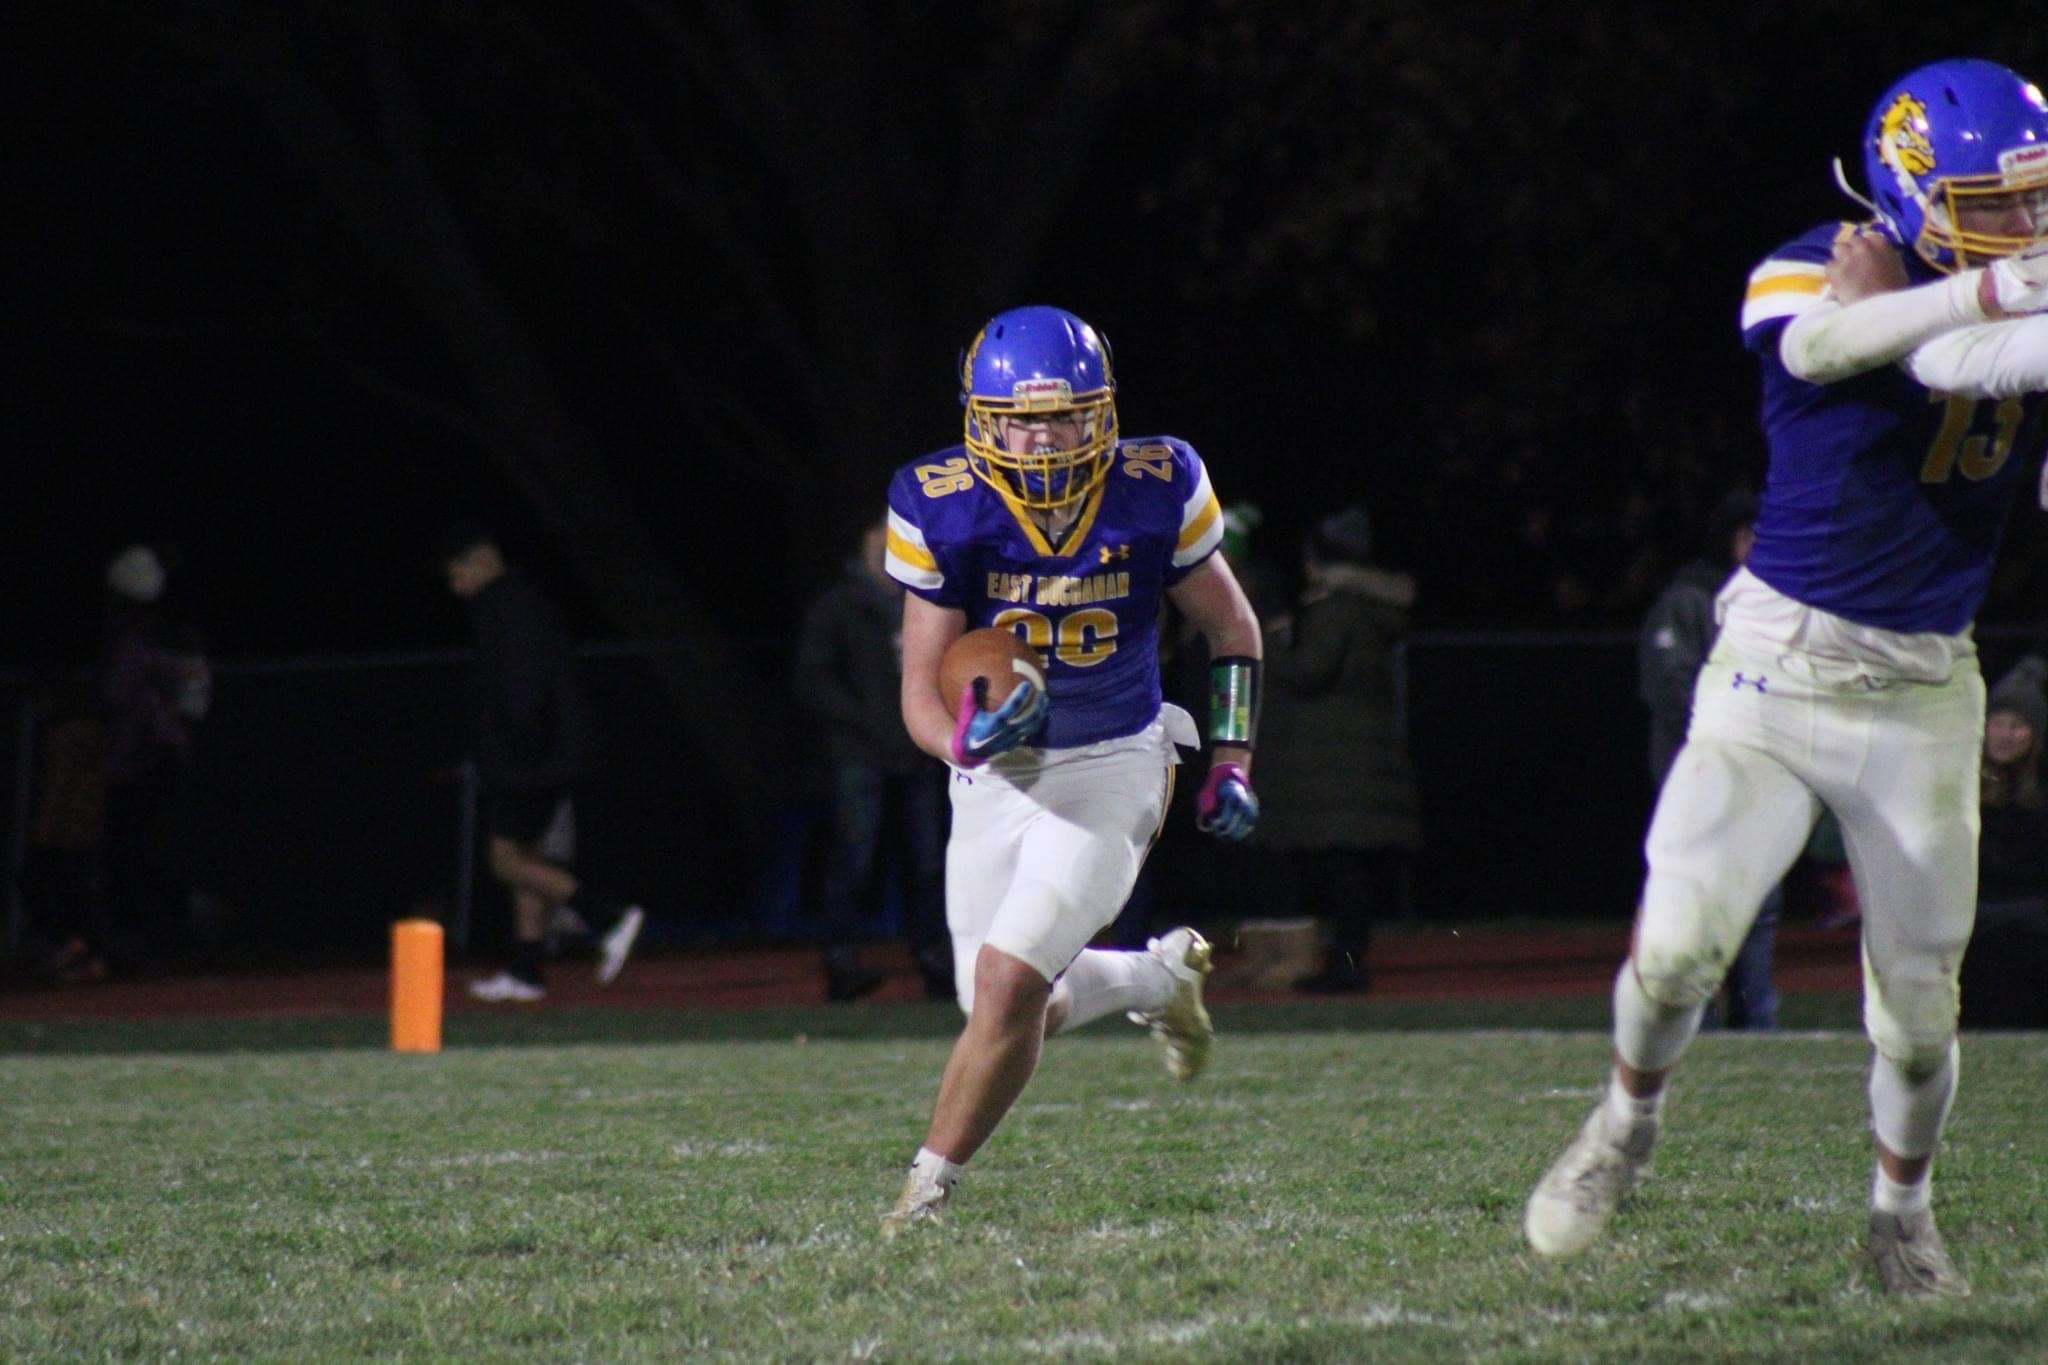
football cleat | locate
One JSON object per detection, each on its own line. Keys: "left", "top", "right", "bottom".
{"left": 1868, "top": 1207, "right": 1972, "bottom": 1298}
{"left": 468, "top": 971, "right": 546, "bottom": 1004}
{"left": 1132, "top": 927, "right": 1215, "bottom": 1082}
{"left": 596, "top": 906, "right": 644, "bottom": 985}
{"left": 879, "top": 1172, "right": 950, "bottom": 1241}
{"left": 1524, "top": 1101, "right": 1659, "bottom": 1258}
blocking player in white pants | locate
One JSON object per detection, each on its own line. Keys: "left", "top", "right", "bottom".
{"left": 1526, "top": 56, "right": 2048, "bottom": 1297}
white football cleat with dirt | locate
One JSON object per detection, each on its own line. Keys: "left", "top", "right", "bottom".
{"left": 1868, "top": 1207, "right": 1972, "bottom": 1298}
{"left": 1133, "top": 927, "right": 1215, "bottom": 1082}
{"left": 1525, "top": 1101, "right": 1658, "bottom": 1258}
{"left": 879, "top": 1172, "right": 950, "bottom": 1241}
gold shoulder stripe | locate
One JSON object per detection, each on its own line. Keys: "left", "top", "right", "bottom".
{"left": 886, "top": 528, "right": 937, "bottom": 571}
{"left": 1177, "top": 493, "right": 1221, "bottom": 552}
{"left": 1744, "top": 274, "right": 1826, "bottom": 302}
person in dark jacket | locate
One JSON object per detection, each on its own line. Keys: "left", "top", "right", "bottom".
{"left": 1960, "top": 656, "right": 2048, "bottom": 1028}
{"left": 442, "top": 525, "right": 643, "bottom": 1003}
{"left": 793, "top": 518, "right": 951, "bottom": 1001}
{"left": 1253, "top": 505, "right": 1421, "bottom": 993}
{"left": 1637, "top": 489, "right": 1778, "bottom": 1029}
{"left": 98, "top": 544, "right": 209, "bottom": 961}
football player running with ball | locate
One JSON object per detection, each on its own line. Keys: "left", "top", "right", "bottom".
{"left": 1526, "top": 59, "right": 2048, "bottom": 1296}
{"left": 878, "top": 305, "right": 1262, "bottom": 1237}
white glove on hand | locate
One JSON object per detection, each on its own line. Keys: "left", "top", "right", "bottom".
{"left": 1985, "top": 242, "right": 2048, "bottom": 316}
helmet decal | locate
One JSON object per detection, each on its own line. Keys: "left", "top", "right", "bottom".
{"left": 1878, "top": 92, "right": 1935, "bottom": 177}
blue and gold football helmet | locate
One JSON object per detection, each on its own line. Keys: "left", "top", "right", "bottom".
{"left": 961, "top": 306, "right": 1118, "bottom": 512}
{"left": 1862, "top": 58, "right": 2048, "bottom": 270}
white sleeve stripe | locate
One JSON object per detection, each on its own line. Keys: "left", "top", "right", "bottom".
{"left": 886, "top": 508, "right": 929, "bottom": 551}
{"left": 1171, "top": 516, "right": 1224, "bottom": 569}
{"left": 885, "top": 551, "right": 944, "bottom": 590}
{"left": 1741, "top": 293, "right": 1825, "bottom": 332}
{"left": 1178, "top": 465, "right": 1215, "bottom": 528}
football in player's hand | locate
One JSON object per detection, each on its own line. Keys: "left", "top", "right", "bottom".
{"left": 941, "top": 627, "right": 1044, "bottom": 710}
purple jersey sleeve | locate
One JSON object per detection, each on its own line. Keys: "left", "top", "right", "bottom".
{"left": 1739, "top": 222, "right": 1849, "bottom": 355}
{"left": 1162, "top": 441, "right": 1224, "bottom": 585}
{"left": 884, "top": 456, "right": 971, "bottom": 609}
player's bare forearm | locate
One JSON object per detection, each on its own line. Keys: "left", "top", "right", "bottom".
{"left": 899, "top": 593, "right": 968, "bottom": 763}
{"left": 1168, "top": 554, "right": 1263, "bottom": 777}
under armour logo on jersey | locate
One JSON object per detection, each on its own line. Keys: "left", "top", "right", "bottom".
{"left": 1732, "top": 672, "right": 1769, "bottom": 693}
{"left": 1099, "top": 543, "right": 1130, "bottom": 564}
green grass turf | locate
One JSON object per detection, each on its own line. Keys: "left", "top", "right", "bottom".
{"left": 1, "top": 1002, "right": 2042, "bottom": 1361}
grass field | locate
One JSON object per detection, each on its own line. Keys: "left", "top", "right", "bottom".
{"left": 3, "top": 999, "right": 2044, "bottom": 1361}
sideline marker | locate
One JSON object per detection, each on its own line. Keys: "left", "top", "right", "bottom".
{"left": 391, "top": 918, "right": 444, "bottom": 1053}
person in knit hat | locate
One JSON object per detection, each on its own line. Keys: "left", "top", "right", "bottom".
{"left": 1961, "top": 656, "right": 2048, "bottom": 1028}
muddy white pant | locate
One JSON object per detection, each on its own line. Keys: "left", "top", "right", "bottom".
{"left": 1635, "top": 638, "right": 1982, "bottom": 1074}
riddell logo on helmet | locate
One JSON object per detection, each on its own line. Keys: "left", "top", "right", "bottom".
{"left": 1012, "top": 378, "right": 1074, "bottom": 406}
{"left": 2000, "top": 144, "right": 2048, "bottom": 176}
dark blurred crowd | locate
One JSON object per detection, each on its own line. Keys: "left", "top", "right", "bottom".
{"left": 16, "top": 545, "right": 211, "bottom": 983}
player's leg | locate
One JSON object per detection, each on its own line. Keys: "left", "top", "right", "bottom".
{"left": 884, "top": 754, "right": 1173, "bottom": 1235}
{"left": 484, "top": 797, "right": 643, "bottom": 984}
{"left": 470, "top": 884, "right": 551, "bottom": 1002}
{"left": 1528, "top": 732, "right": 1819, "bottom": 1257}
{"left": 1034, "top": 762, "right": 1213, "bottom": 1077}
{"left": 1827, "top": 670, "right": 1981, "bottom": 1296}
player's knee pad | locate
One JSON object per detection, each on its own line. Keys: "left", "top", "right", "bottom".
{"left": 1864, "top": 971, "right": 1961, "bottom": 1074}
{"left": 1630, "top": 919, "right": 1727, "bottom": 1010}
{"left": 982, "top": 880, "right": 1081, "bottom": 983}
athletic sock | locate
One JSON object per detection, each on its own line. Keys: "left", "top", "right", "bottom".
{"left": 1049, "top": 949, "right": 1173, "bottom": 1034}
{"left": 1603, "top": 1071, "right": 1664, "bottom": 1130}
{"left": 1612, "top": 959, "right": 1704, "bottom": 1072}
{"left": 910, "top": 1147, "right": 964, "bottom": 1197}
{"left": 1873, "top": 1166, "right": 1932, "bottom": 1217}
{"left": 1869, "top": 1041, "right": 1959, "bottom": 1160}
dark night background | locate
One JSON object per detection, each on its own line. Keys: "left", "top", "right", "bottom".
{"left": 10, "top": 5, "right": 2048, "bottom": 946}
{"left": 19, "top": 3, "right": 2047, "bottom": 665}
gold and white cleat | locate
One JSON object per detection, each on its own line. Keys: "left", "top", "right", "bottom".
{"left": 879, "top": 1172, "right": 950, "bottom": 1241}
{"left": 1135, "top": 927, "right": 1215, "bottom": 1082}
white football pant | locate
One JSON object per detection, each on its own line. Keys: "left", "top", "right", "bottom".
{"left": 1635, "top": 637, "right": 1982, "bottom": 1074}
{"left": 946, "top": 706, "right": 1194, "bottom": 1009}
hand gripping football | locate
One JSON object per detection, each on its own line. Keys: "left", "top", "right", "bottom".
{"left": 940, "top": 627, "right": 1045, "bottom": 711}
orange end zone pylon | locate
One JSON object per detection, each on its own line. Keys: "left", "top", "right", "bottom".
{"left": 390, "top": 918, "right": 444, "bottom": 1052}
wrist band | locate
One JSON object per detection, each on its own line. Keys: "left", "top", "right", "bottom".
{"left": 1206, "top": 655, "right": 1260, "bottom": 749}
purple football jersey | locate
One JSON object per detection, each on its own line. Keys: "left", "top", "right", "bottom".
{"left": 1739, "top": 222, "right": 2047, "bottom": 634}
{"left": 884, "top": 436, "right": 1224, "bottom": 749}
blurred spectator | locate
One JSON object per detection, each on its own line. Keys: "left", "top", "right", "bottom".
{"left": 1255, "top": 505, "right": 1421, "bottom": 993}
{"left": 441, "top": 524, "right": 644, "bottom": 1003}
{"left": 1637, "top": 490, "right": 1778, "bottom": 1029}
{"left": 18, "top": 675, "right": 114, "bottom": 981}
{"left": 793, "top": 517, "right": 951, "bottom": 1001}
{"left": 98, "top": 544, "right": 210, "bottom": 961}
{"left": 1959, "top": 657, "right": 2048, "bottom": 1028}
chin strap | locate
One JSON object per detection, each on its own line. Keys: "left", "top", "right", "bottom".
{"left": 1206, "top": 655, "right": 1261, "bottom": 750}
